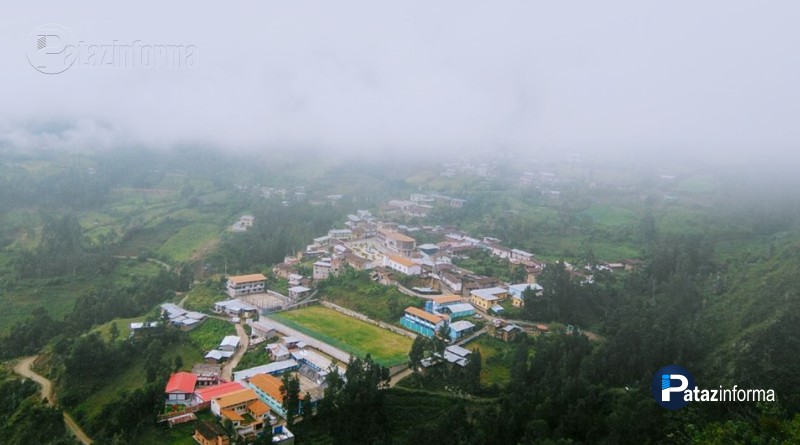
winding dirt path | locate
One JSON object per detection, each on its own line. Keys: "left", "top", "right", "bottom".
{"left": 220, "top": 323, "right": 250, "bottom": 381}
{"left": 12, "top": 356, "right": 93, "bottom": 445}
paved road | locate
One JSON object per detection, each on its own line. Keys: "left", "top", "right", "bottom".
{"left": 12, "top": 356, "right": 93, "bottom": 445}
{"left": 220, "top": 323, "right": 250, "bottom": 381}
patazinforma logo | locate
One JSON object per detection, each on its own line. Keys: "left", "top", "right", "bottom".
{"left": 651, "top": 365, "right": 696, "bottom": 410}
{"left": 26, "top": 23, "right": 77, "bottom": 74}
{"left": 651, "top": 365, "right": 776, "bottom": 410}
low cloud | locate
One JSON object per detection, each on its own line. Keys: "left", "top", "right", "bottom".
{"left": 1, "top": 1, "right": 799, "bottom": 162}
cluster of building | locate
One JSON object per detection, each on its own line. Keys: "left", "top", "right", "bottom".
{"left": 399, "top": 282, "right": 544, "bottom": 340}
{"left": 231, "top": 214, "right": 255, "bottom": 232}
{"left": 204, "top": 335, "right": 241, "bottom": 364}
{"left": 165, "top": 370, "right": 294, "bottom": 444}
{"left": 163, "top": 325, "right": 343, "bottom": 443}
{"left": 159, "top": 303, "right": 208, "bottom": 331}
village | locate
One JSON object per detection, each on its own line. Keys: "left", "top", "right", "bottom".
{"left": 147, "top": 191, "right": 641, "bottom": 445}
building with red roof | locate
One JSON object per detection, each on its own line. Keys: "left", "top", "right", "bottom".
{"left": 165, "top": 372, "right": 198, "bottom": 405}
{"left": 195, "top": 381, "right": 246, "bottom": 404}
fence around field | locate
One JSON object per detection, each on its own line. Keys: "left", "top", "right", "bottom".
{"left": 319, "top": 301, "right": 418, "bottom": 340}
{"left": 257, "top": 317, "right": 353, "bottom": 365}
{"left": 265, "top": 313, "right": 410, "bottom": 367}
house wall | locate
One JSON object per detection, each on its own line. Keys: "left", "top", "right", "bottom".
{"left": 469, "top": 296, "right": 494, "bottom": 311}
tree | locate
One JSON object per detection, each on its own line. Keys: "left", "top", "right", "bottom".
{"left": 174, "top": 354, "right": 183, "bottom": 371}
{"left": 437, "top": 322, "right": 451, "bottom": 344}
{"left": 109, "top": 321, "right": 119, "bottom": 342}
{"left": 280, "top": 374, "right": 301, "bottom": 426}
{"left": 463, "top": 348, "right": 482, "bottom": 394}
{"left": 300, "top": 391, "right": 313, "bottom": 418}
{"left": 408, "top": 336, "right": 428, "bottom": 372}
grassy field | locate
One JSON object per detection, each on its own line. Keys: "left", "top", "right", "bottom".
{"left": 469, "top": 336, "right": 517, "bottom": 387}
{"left": 583, "top": 205, "right": 636, "bottom": 228}
{"left": 91, "top": 315, "right": 149, "bottom": 342}
{"left": 268, "top": 305, "right": 413, "bottom": 366}
{"left": 0, "top": 277, "right": 95, "bottom": 333}
{"left": 187, "top": 318, "right": 236, "bottom": 352}
{"left": 234, "top": 347, "right": 272, "bottom": 372}
{"left": 108, "top": 259, "right": 164, "bottom": 286}
{"left": 182, "top": 281, "right": 225, "bottom": 313}
{"left": 156, "top": 223, "right": 222, "bottom": 263}
{"left": 319, "top": 275, "right": 423, "bottom": 323}
{"left": 74, "top": 340, "right": 203, "bottom": 423}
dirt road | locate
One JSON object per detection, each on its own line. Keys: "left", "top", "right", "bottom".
{"left": 12, "top": 356, "right": 93, "bottom": 445}
{"left": 221, "top": 323, "right": 250, "bottom": 381}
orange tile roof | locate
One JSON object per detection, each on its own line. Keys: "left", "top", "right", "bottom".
{"left": 430, "top": 295, "right": 463, "bottom": 304}
{"left": 228, "top": 273, "right": 267, "bottom": 284}
{"left": 249, "top": 373, "right": 285, "bottom": 404}
{"left": 387, "top": 255, "right": 416, "bottom": 268}
{"left": 248, "top": 400, "right": 270, "bottom": 417}
{"left": 215, "top": 388, "right": 258, "bottom": 410}
{"left": 405, "top": 306, "right": 444, "bottom": 324}
{"left": 221, "top": 409, "right": 244, "bottom": 422}
{"left": 388, "top": 231, "right": 416, "bottom": 243}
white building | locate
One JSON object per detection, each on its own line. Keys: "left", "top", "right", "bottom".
{"left": 382, "top": 255, "right": 421, "bottom": 276}
{"left": 226, "top": 274, "right": 267, "bottom": 298}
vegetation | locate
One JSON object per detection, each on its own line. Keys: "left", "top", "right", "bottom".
{"left": 317, "top": 269, "right": 424, "bottom": 323}
{"left": 187, "top": 318, "right": 236, "bottom": 352}
{"left": 2, "top": 148, "right": 800, "bottom": 444}
{"left": 268, "top": 305, "right": 413, "bottom": 366}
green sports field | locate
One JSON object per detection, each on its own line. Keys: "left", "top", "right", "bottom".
{"left": 268, "top": 305, "right": 413, "bottom": 366}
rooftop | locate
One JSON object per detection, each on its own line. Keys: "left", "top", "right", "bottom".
{"left": 446, "top": 344, "right": 472, "bottom": 357}
{"left": 165, "top": 372, "right": 197, "bottom": 394}
{"left": 228, "top": 273, "right": 267, "bottom": 284}
{"left": 215, "top": 388, "right": 259, "bottom": 410}
{"left": 248, "top": 399, "right": 270, "bottom": 417}
{"left": 195, "top": 420, "right": 228, "bottom": 440}
{"left": 449, "top": 320, "right": 476, "bottom": 332}
{"left": 220, "top": 336, "right": 241, "bottom": 348}
{"left": 404, "top": 306, "right": 445, "bottom": 324}
{"left": 233, "top": 359, "right": 299, "bottom": 382}
{"left": 195, "top": 382, "right": 245, "bottom": 402}
{"left": 386, "top": 255, "right": 417, "bottom": 268}
{"left": 288, "top": 285, "right": 312, "bottom": 293}
{"left": 470, "top": 287, "right": 507, "bottom": 300}
{"left": 440, "top": 303, "right": 474, "bottom": 314}
{"left": 508, "top": 283, "right": 543, "bottom": 297}
{"left": 249, "top": 373, "right": 285, "bottom": 404}
{"left": 381, "top": 229, "right": 416, "bottom": 243}
{"left": 430, "top": 294, "right": 463, "bottom": 305}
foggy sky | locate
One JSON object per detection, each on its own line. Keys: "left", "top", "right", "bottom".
{"left": 1, "top": 1, "right": 799, "bottom": 162}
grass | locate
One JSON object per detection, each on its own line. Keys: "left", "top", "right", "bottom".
{"left": 499, "top": 300, "right": 524, "bottom": 319}
{"left": 234, "top": 347, "right": 272, "bottom": 372}
{"left": 182, "top": 281, "right": 225, "bottom": 313}
{"left": 268, "top": 305, "right": 413, "bottom": 366}
{"left": 187, "top": 318, "right": 235, "bottom": 352}
{"left": 0, "top": 277, "right": 94, "bottom": 334}
{"left": 453, "top": 251, "right": 526, "bottom": 283}
{"left": 91, "top": 315, "right": 149, "bottom": 342}
{"left": 583, "top": 205, "right": 636, "bottom": 228}
{"left": 319, "top": 274, "right": 423, "bottom": 323}
{"left": 156, "top": 223, "right": 222, "bottom": 263}
{"left": 76, "top": 340, "right": 203, "bottom": 423}
{"left": 109, "top": 259, "right": 163, "bottom": 286}
{"left": 469, "top": 336, "right": 517, "bottom": 387}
